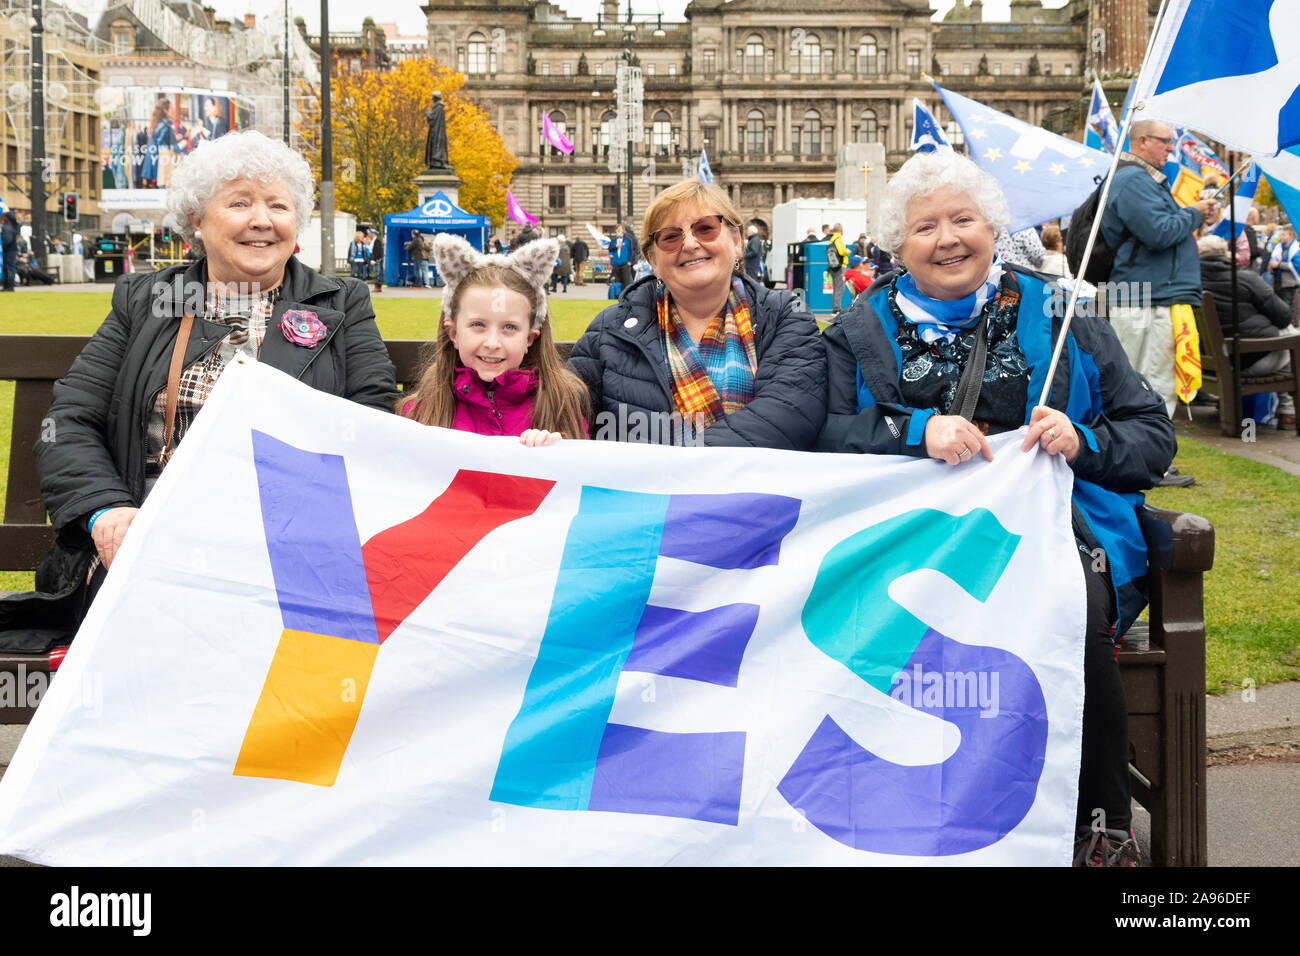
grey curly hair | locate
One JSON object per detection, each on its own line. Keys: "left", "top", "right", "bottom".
{"left": 165, "top": 130, "right": 315, "bottom": 251}
{"left": 876, "top": 150, "right": 1009, "bottom": 254}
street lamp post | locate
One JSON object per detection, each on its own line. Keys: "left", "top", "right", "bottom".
{"left": 616, "top": 47, "right": 642, "bottom": 229}
{"left": 319, "top": 0, "right": 334, "bottom": 275}
{"left": 29, "top": 0, "right": 48, "bottom": 269}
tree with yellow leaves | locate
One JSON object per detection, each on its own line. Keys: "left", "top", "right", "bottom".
{"left": 297, "top": 59, "right": 516, "bottom": 227}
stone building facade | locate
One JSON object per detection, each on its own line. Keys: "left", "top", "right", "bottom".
{"left": 422, "top": 0, "right": 1134, "bottom": 239}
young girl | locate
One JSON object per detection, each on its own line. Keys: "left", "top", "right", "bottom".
{"left": 400, "top": 233, "right": 590, "bottom": 446}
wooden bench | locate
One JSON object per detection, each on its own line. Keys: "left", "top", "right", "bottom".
{"left": 1197, "top": 291, "right": 1300, "bottom": 437}
{"left": 1, "top": 333, "right": 1212, "bottom": 864}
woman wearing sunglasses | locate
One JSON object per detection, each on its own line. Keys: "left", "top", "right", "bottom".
{"left": 569, "top": 180, "right": 826, "bottom": 447}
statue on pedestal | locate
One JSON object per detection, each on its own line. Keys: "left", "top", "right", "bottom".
{"left": 424, "top": 92, "right": 450, "bottom": 171}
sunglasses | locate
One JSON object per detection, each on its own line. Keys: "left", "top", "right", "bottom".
{"left": 648, "top": 215, "right": 731, "bottom": 252}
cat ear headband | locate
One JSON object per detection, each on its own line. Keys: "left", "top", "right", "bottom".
{"left": 432, "top": 232, "right": 557, "bottom": 329}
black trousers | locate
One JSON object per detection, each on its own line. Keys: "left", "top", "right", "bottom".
{"left": 1076, "top": 545, "right": 1132, "bottom": 832}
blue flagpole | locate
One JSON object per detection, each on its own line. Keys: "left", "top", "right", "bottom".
{"left": 1037, "top": 0, "right": 1178, "bottom": 407}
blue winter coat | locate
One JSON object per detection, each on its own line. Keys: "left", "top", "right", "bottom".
{"left": 818, "top": 267, "right": 1176, "bottom": 636}
{"left": 568, "top": 273, "right": 827, "bottom": 449}
{"left": 1100, "top": 160, "right": 1203, "bottom": 305}
{"left": 609, "top": 234, "right": 631, "bottom": 266}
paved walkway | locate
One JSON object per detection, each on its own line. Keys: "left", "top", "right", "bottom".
{"left": 1174, "top": 400, "right": 1300, "bottom": 476}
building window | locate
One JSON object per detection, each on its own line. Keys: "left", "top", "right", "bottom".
{"left": 1013, "top": 62, "right": 1022, "bottom": 76}
{"left": 541, "top": 62, "right": 550, "bottom": 76}
{"left": 798, "top": 34, "right": 821, "bottom": 75}
{"left": 941, "top": 62, "right": 950, "bottom": 75}
{"left": 598, "top": 109, "right": 615, "bottom": 155}
{"left": 647, "top": 63, "right": 655, "bottom": 76}
{"left": 563, "top": 62, "right": 571, "bottom": 76}
{"left": 963, "top": 63, "right": 971, "bottom": 76}
{"left": 1044, "top": 63, "right": 1052, "bottom": 76}
{"left": 595, "top": 64, "right": 603, "bottom": 75}
{"left": 906, "top": 49, "right": 920, "bottom": 75}
{"left": 668, "top": 63, "right": 676, "bottom": 76}
{"left": 993, "top": 62, "right": 1002, "bottom": 76}
{"left": 946, "top": 121, "right": 964, "bottom": 147}
{"left": 702, "top": 125, "right": 717, "bottom": 155}
{"left": 795, "top": 109, "right": 821, "bottom": 157}
{"left": 548, "top": 185, "right": 566, "bottom": 210}
{"left": 855, "top": 34, "right": 880, "bottom": 75}
{"left": 702, "top": 49, "right": 716, "bottom": 76}
{"left": 1064, "top": 63, "right": 1073, "bottom": 76}
{"left": 457, "top": 48, "right": 465, "bottom": 72}
{"left": 745, "top": 109, "right": 765, "bottom": 156}
{"left": 466, "top": 32, "right": 488, "bottom": 74}
{"left": 601, "top": 185, "right": 618, "bottom": 211}
{"left": 110, "top": 21, "right": 133, "bottom": 54}
{"left": 744, "top": 35, "right": 764, "bottom": 76}
{"left": 856, "top": 109, "right": 878, "bottom": 143}
{"left": 652, "top": 111, "right": 672, "bottom": 156}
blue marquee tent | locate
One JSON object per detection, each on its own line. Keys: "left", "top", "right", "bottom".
{"left": 382, "top": 191, "right": 489, "bottom": 287}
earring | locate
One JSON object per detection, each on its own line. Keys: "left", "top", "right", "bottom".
{"left": 194, "top": 229, "right": 202, "bottom": 240}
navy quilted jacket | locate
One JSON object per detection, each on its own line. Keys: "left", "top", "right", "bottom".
{"left": 568, "top": 274, "right": 827, "bottom": 448}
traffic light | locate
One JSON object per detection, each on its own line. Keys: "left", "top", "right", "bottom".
{"left": 63, "top": 192, "right": 78, "bottom": 222}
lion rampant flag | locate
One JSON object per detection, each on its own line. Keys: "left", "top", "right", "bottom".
{"left": 1171, "top": 302, "right": 1202, "bottom": 404}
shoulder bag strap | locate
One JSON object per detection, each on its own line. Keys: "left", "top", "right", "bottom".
{"left": 951, "top": 311, "right": 990, "bottom": 422}
{"left": 160, "top": 313, "right": 194, "bottom": 469}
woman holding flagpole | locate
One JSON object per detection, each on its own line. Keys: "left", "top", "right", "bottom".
{"left": 818, "top": 150, "right": 1175, "bottom": 865}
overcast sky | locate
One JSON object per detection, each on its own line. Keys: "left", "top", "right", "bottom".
{"left": 67, "top": 1, "right": 1068, "bottom": 38}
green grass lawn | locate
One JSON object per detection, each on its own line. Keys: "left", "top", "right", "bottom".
{"left": 1147, "top": 439, "right": 1300, "bottom": 693}
{"left": 0, "top": 292, "right": 604, "bottom": 343}
{"left": 4, "top": 301, "right": 1298, "bottom": 693}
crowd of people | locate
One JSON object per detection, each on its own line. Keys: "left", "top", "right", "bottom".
{"left": 12, "top": 123, "right": 1288, "bottom": 867}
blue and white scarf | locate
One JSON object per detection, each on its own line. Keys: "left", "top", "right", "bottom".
{"left": 894, "top": 260, "right": 1004, "bottom": 344}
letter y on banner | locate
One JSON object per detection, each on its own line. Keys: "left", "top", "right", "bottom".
{"left": 235, "top": 431, "right": 554, "bottom": 786}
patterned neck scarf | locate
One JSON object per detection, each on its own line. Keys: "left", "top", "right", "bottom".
{"left": 894, "top": 259, "right": 1004, "bottom": 344}
{"left": 656, "top": 277, "right": 758, "bottom": 437}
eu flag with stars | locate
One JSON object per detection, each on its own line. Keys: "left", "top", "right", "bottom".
{"left": 936, "top": 84, "right": 1113, "bottom": 232}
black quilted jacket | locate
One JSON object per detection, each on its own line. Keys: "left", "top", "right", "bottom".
{"left": 568, "top": 274, "right": 827, "bottom": 448}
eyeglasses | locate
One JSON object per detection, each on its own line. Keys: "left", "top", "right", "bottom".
{"left": 648, "top": 215, "right": 730, "bottom": 252}
{"left": 1144, "top": 135, "right": 1175, "bottom": 146}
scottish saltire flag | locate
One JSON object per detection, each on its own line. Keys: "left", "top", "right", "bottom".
{"left": 0, "top": 361, "right": 1089, "bottom": 866}
{"left": 697, "top": 147, "right": 714, "bottom": 184}
{"left": 1255, "top": 147, "right": 1300, "bottom": 279}
{"left": 1256, "top": 146, "right": 1300, "bottom": 251}
{"left": 937, "top": 84, "right": 1112, "bottom": 231}
{"left": 542, "top": 112, "right": 574, "bottom": 155}
{"left": 1211, "top": 161, "right": 1260, "bottom": 241}
{"left": 1135, "top": 0, "right": 1300, "bottom": 154}
{"left": 910, "top": 99, "right": 951, "bottom": 152}
{"left": 1087, "top": 80, "right": 1120, "bottom": 153}
{"left": 506, "top": 189, "right": 537, "bottom": 226}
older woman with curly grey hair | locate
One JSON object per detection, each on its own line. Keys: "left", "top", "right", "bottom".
{"left": 817, "top": 149, "right": 1176, "bottom": 866}
{"left": 30, "top": 129, "right": 396, "bottom": 641}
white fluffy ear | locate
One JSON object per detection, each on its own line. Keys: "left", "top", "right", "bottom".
{"left": 432, "top": 233, "right": 484, "bottom": 289}
{"left": 506, "top": 237, "right": 558, "bottom": 289}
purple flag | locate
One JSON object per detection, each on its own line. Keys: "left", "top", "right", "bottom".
{"left": 506, "top": 189, "right": 538, "bottom": 226}
{"left": 542, "top": 113, "right": 574, "bottom": 155}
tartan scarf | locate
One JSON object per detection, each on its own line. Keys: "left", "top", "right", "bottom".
{"left": 656, "top": 277, "right": 758, "bottom": 437}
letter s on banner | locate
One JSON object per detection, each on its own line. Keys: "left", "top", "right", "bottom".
{"left": 778, "top": 508, "right": 1049, "bottom": 856}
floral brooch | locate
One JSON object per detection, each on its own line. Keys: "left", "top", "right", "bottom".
{"left": 279, "top": 310, "right": 327, "bottom": 348}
